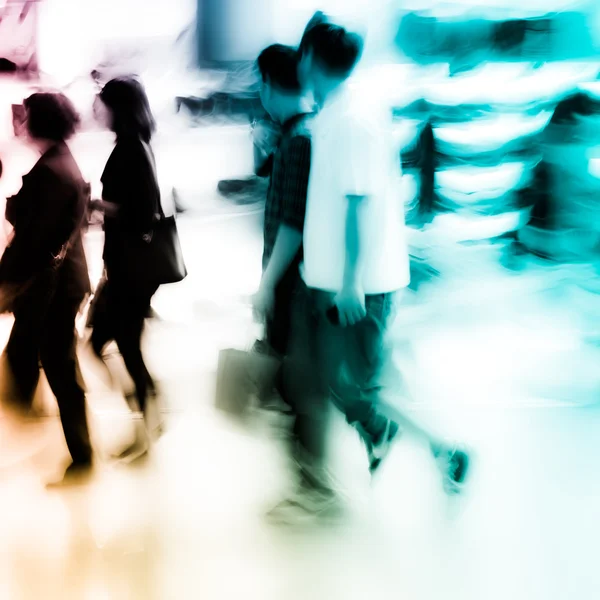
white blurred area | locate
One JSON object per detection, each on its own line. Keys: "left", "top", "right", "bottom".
{"left": 36, "top": 0, "right": 197, "bottom": 86}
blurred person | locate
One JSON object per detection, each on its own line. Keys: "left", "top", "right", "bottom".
{"left": 252, "top": 45, "right": 313, "bottom": 373}
{"left": 516, "top": 92, "right": 600, "bottom": 262}
{"left": 251, "top": 11, "right": 326, "bottom": 180}
{"left": 272, "top": 23, "right": 469, "bottom": 521}
{"left": 90, "top": 77, "right": 163, "bottom": 458}
{"left": 0, "top": 93, "right": 93, "bottom": 481}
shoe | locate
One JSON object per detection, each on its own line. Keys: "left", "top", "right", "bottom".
{"left": 112, "top": 442, "right": 149, "bottom": 465}
{"left": 112, "top": 415, "right": 150, "bottom": 464}
{"left": 83, "top": 336, "right": 116, "bottom": 389}
{"left": 433, "top": 444, "right": 470, "bottom": 495}
{"left": 357, "top": 419, "right": 400, "bottom": 475}
{"left": 47, "top": 459, "right": 93, "bottom": 488}
{"left": 266, "top": 489, "right": 342, "bottom": 526}
{"left": 145, "top": 388, "right": 166, "bottom": 440}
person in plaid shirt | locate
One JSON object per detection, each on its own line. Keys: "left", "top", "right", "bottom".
{"left": 252, "top": 45, "right": 313, "bottom": 365}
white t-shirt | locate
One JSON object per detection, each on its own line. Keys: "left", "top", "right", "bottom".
{"left": 301, "top": 83, "right": 410, "bottom": 294}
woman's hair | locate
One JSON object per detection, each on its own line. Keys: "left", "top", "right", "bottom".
{"left": 99, "top": 77, "right": 156, "bottom": 143}
{"left": 24, "top": 92, "right": 80, "bottom": 142}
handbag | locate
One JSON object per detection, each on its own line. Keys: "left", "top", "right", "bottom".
{"left": 118, "top": 143, "right": 187, "bottom": 286}
{"left": 119, "top": 212, "right": 187, "bottom": 285}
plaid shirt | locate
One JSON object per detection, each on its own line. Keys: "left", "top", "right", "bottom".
{"left": 262, "top": 113, "right": 312, "bottom": 271}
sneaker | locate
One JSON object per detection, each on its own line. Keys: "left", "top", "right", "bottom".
{"left": 358, "top": 419, "right": 400, "bottom": 475}
{"left": 266, "top": 489, "right": 342, "bottom": 526}
{"left": 112, "top": 416, "right": 150, "bottom": 464}
{"left": 433, "top": 444, "right": 470, "bottom": 495}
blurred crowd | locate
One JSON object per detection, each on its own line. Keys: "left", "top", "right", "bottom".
{"left": 1, "top": 9, "right": 600, "bottom": 528}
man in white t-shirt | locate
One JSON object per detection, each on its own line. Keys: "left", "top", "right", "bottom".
{"left": 271, "top": 23, "right": 469, "bottom": 522}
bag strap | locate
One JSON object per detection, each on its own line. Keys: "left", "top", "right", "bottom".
{"left": 140, "top": 140, "right": 165, "bottom": 220}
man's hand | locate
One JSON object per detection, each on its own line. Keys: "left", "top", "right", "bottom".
{"left": 252, "top": 281, "right": 276, "bottom": 323}
{"left": 334, "top": 284, "right": 366, "bottom": 327}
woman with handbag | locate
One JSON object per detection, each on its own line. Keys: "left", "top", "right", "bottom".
{"left": 90, "top": 77, "right": 186, "bottom": 458}
{"left": 0, "top": 93, "right": 93, "bottom": 481}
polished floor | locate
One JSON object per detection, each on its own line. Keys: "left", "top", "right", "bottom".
{"left": 1, "top": 123, "right": 600, "bottom": 599}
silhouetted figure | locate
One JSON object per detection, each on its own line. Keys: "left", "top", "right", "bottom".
{"left": 515, "top": 92, "right": 600, "bottom": 262}
{"left": 0, "top": 93, "right": 93, "bottom": 481}
{"left": 251, "top": 44, "right": 313, "bottom": 411}
{"left": 270, "top": 23, "right": 470, "bottom": 523}
{"left": 90, "top": 77, "right": 164, "bottom": 457}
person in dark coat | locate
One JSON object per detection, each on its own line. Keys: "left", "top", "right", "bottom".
{"left": 90, "top": 77, "right": 163, "bottom": 457}
{"left": 0, "top": 92, "right": 93, "bottom": 481}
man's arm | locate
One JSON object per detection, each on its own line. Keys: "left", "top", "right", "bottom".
{"left": 335, "top": 122, "right": 378, "bottom": 326}
{"left": 261, "top": 226, "right": 303, "bottom": 290}
{"left": 261, "top": 135, "right": 311, "bottom": 290}
{"left": 254, "top": 148, "right": 274, "bottom": 178}
{"left": 342, "top": 195, "right": 364, "bottom": 291}
{"left": 252, "top": 120, "right": 280, "bottom": 177}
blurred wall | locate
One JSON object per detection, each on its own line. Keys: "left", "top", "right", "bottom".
{"left": 198, "top": 0, "right": 275, "bottom": 63}
{"left": 37, "top": 0, "right": 196, "bottom": 84}
{"left": 33, "top": 0, "right": 600, "bottom": 84}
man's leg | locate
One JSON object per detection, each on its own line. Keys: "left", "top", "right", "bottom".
{"left": 272, "top": 284, "right": 338, "bottom": 519}
{"left": 333, "top": 292, "right": 470, "bottom": 491}
{"left": 264, "top": 270, "right": 298, "bottom": 411}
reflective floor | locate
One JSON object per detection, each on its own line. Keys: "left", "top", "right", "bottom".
{"left": 1, "top": 123, "right": 600, "bottom": 599}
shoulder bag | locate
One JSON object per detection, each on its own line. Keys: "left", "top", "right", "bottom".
{"left": 118, "top": 142, "right": 188, "bottom": 286}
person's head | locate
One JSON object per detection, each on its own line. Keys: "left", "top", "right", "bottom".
{"left": 298, "top": 23, "right": 364, "bottom": 105}
{"left": 23, "top": 92, "right": 80, "bottom": 145}
{"left": 97, "top": 77, "right": 156, "bottom": 143}
{"left": 543, "top": 92, "right": 599, "bottom": 149}
{"left": 256, "top": 44, "right": 304, "bottom": 122}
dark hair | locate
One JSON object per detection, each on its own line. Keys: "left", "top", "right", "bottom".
{"left": 99, "top": 77, "right": 156, "bottom": 143}
{"left": 302, "top": 10, "right": 329, "bottom": 38}
{"left": 299, "top": 23, "right": 363, "bottom": 77}
{"left": 256, "top": 44, "right": 301, "bottom": 92}
{"left": 550, "top": 92, "right": 596, "bottom": 126}
{"left": 24, "top": 92, "right": 80, "bottom": 142}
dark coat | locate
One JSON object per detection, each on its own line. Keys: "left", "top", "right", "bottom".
{"left": 1, "top": 142, "right": 91, "bottom": 301}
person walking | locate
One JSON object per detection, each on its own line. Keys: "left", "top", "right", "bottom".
{"left": 0, "top": 92, "right": 93, "bottom": 482}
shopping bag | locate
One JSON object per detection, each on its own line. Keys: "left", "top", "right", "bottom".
{"left": 215, "top": 343, "right": 281, "bottom": 419}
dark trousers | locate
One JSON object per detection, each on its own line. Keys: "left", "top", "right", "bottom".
{"left": 283, "top": 281, "right": 398, "bottom": 489}
{"left": 5, "top": 271, "right": 92, "bottom": 464}
{"left": 265, "top": 267, "right": 299, "bottom": 357}
{"left": 90, "top": 275, "right": 158, "bottom": 414}
{"left": 265, "top": 267, "right": 299, "bottom": 406}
